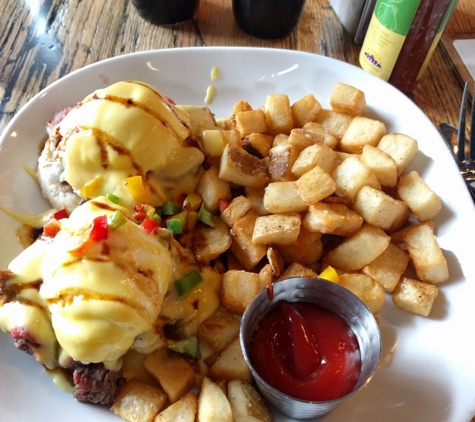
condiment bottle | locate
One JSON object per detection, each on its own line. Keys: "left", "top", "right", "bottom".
{"left": 131, "top": 0, "right": 200, "bottom": 26}
{"left": 359, "top": 0, "right": 458, "bottom": 94}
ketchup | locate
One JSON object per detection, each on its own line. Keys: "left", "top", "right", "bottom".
{"left": 249, "top": 301, "right": 361, "bottom": 402}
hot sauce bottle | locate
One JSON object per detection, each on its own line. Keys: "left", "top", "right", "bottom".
{"left": 359, "top": 0, "right": 458, "bottom": 94}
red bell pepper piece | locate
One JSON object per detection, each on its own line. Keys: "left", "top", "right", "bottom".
{"left": 69, "top": 215, "right": 108, "bottom": 254}
{"left": 142, "top": 217, "right": 159, "bottom": 234}
{"left": 90, "top": 215, "right": 109, "bottom": 241}
{"left": 43, "top": 218, "right": 62, "bottom": 238}
{"left": 218, "top": 198, "right": 230, "bottom": 213}
{"left": 53, "top": 208, "right": 69, "bottom": 220}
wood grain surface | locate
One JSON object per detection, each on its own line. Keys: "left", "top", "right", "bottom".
{"left": 0, "top": 0, "right": 473, "bottom": 134}
{"left": 0, "top": 0, "right": 474, "bottom": 420}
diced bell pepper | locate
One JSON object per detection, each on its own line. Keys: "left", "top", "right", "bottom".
{"left": 183, "top": 193, "right": 202, "bottom": 212}
{"left": 166, "top": 210, "right": 188, "bottom": 234}
{"left": 43, "top": 218, "right": 62, "bottom": 237}
{"left": 109, "top": 210, "right": 127, "bottom": 230}
{"left": 82, "top": 176, "right": 103, "bottom": 198}
{"left": 218, "top": 198, "right": 230, "bottom": 213}
{"left": 90, "top": 215, "right": 109, "bottom": 241}
{"left": 319, "top": 266, "right": 340, "bottom": 283}
{"left": 198, "top": 204, "right": 215, "bottom": 227}
{"left": 187, "top": 211, "right": 199, "bottom": 231}
{"left": 174, "top": 269, "right": 203, "bottom": 296}
{"left": 53, "top": 209, "right": 69, "bottom": 220}
{"left": 126, "top": 175, "right": 148, "bottom": 203}
{"left": 162, "top": 200, "right": 181, "bottom": 216}
{"left": 169, "top": 337, "right": 201, "bottom": 359}
{"left": 142, "top": 217, "right": 159, "bottom": 234}
{"left": 106, "top": 192, "right": 119, "bottom": 204}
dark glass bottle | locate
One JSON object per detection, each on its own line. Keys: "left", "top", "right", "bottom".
{"left": 131, "top": 0, "right": 200, "bottom": 26}
{"left": 232, "top": 0, "right": 307, "bottom": 39}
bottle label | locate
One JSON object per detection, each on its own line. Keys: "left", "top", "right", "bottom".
{"left": 359, "top": 0, "right": 421, "bottom": 81}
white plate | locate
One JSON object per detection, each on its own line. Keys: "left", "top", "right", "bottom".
{"left": 1, "top": 47, "right": 475, "bottom": 422}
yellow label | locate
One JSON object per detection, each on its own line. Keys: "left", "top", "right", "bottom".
{"left": 359, "top": 14, "right": 406, "bottom": 81}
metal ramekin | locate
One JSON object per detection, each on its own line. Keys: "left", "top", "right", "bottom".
{"left": 240, "top": 276, "right": 381, "bottom": 419}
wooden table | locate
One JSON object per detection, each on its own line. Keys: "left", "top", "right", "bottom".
{"left": 0, "top": 0, "right": 474, "bottom": 421}
{"left": 0, "top": 0, "right": 474, "bottom": 135}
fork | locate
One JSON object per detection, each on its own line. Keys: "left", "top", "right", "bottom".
{"left": 445, "top": 81, "right": 475, "bottom": 202}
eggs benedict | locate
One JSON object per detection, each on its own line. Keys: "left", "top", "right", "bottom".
{"left": 0, "top": 196, "right": 173, "bottom": 371}
{"left": 38, "top": 81, "right": 205, "bottom": 212}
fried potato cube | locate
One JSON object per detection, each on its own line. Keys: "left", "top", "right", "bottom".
{"left": 258, "top": 263, "right": 275, "bottom": 289}
{"left": 291, "top": 93, "right": 322, "bottom": 128}
{"left": 222, "top": 270, "right": 259, "bottom": 314}
{"left": 334, "top": 151, "right": 352, "bottom": 165}
{"left": 324, "top": 223, "right": 391, "bottom": 272}
{"left": 252, "top": 213, "right": 301, "bottom": 245}
{"left": 244, "top": 186, "right": 269, "bottom": 216}
{"left": 143, "top": 348, "right": 196, "bottom": 404}
{"left": 353, "top": 186, "right": 409, "bottom": 232}
{"left": 332, "top": 155, "right": 380, "bottom": 202}
{"left": 267, "top": 143, "right": 301, "bottom": 182}
{"left": 272, "top": 133, "right": 289, "bottom": 147}
{"left": 232, "top": 100, "right": 253, "bottom": 115}
{"left": 230, "top": 210, "right": 267, "bottom": 271}
{"left": 196, "top": 166, "right": 232, "bottom": 214}
{"left": 242, "top": 133, "right": 274, "bottom": 158}
{"left": 340, "top": 116, "right": 387, "bottom": 154}
{"left": 235, "top": 109, "right": 267, "bottom": 137}
{"left": 197, "top": 306, "right": 241, "bottom": 353}
{"left": 314, "top": 109, "right": 353, "bottom": 140}
{"left": 330, "top": 82, "right": 366, "bottom": 116}
{"left": 361, "top": 242, "right": 410, "bottom": 292}
{"left": 221, "top": 195, "right": 253, "bottom": 228}
{"left": 295, "top": 165, "right": 337, "bottom": 204}
{"left": 154, "top": 392, "right": 198, "bottom": 422}
{"left": 303, "top": 202, "right": 363, "bottom": 236}
{"left": 302, "top": 122, "right": 338, "bottom": 149}
{"left": 288, "top": 128, "right": 321, "bottom": 151}
{"left": 267, "top": 246, "right": 285, "bottom": 277}
{"left": 264, "top": 93, "right": 293, "bottom": 135}
{"left": 397, "top": 170, "right": 442, "bottom": 222}
{"left": 339, "top": 273, "right": 385, "bottom": 314}
{"left": 278, "top": 262, "right": 318, "bottom": 280}
{"left": 219, "top": 143, "right": 268, "bottom": 188}
{"left": 197, "top": 377, "right": 233, "bottom": 422}
{"left": 275, "top": 228, "right": 323, "bottom": 267}
{"left": 193, "top": 217, "right": 232, "bottom": 263}
{"left": 111, "top": 380, "right": 167, "bottom": 422}
{"left": 377, "top": 133, "right": 418, "bottom": 176}
{"left": 227, "top": 379, "right": 273, "bottom": 422}
{"left": 392, "top": 277, "right": 439, "bottom": 317}
{"left": 360, "top": 144, "right": 398, "bottom": 187}
{"left": 210, "top": 337, "right": 252, "bottom": 383}
{"left": 390, "top": 221, "right": 434, "bottom": 244}
{"left": 291, "top": 143, "right": 337, "bottom": 178}
{"left": 263, "top": 181, "right": 308, "bottom": 213}
{"left": 404, "top": 224, "right": 449, "bottom": 284}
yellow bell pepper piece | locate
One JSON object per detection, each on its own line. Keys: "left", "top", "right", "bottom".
{"left": 319, "top": 266, "right": 340, "bottom": 283}
{"left": 126, "top": 175, "right": 148, "bottom": 203}
{"left": 187, "top": 211, "right": 199, "bottom": 231}
{"left": 82, "top": 176, "right": 103, "bottom": 198}
{"left": 183, "top": 193, "right": 202, "bottom": 212}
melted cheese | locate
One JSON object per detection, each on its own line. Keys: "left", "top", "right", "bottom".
{"left": 161, "top": 266, "right": 221, "bottom": 338}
